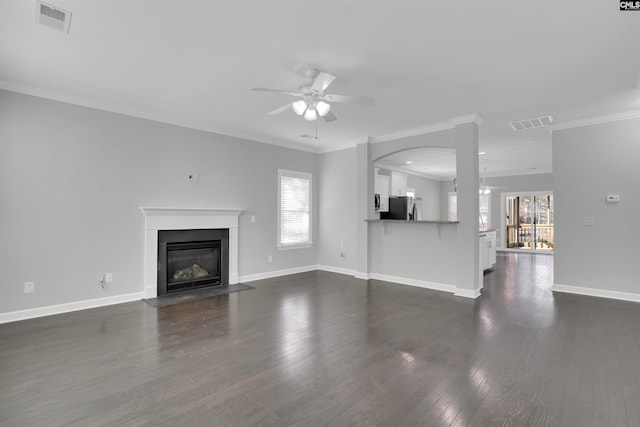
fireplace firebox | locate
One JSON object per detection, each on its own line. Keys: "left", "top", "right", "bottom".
{"left": 157, "top": 229, "right": 229, "bottom": 296}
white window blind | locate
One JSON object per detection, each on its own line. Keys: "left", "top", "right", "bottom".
{"left": 278, "top": 170, "right": 312, "bottom": 248}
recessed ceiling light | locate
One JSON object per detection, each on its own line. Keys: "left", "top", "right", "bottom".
{"left": 405, "top": 161, "right": 413, "bottom": 164}
{"left": 478, "top": 152, "right": 486, "bottom": 155}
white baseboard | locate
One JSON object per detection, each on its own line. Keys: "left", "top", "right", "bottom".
{"left": 369, "top": 272, "right": 456, "bottom": 294}
{"left": 454, "top": 287, "right": 482, "bottom": 299}
{"left": 552, "top": 283, "right": 640, "bottom": 303}
{"left": 1, "top": 265, "right": 480, "bottom": 324}
{"left": 239, "top": 265, "right": 317, "bottom": 283}
{"left": 316, "top": 265, "right": 358, "bottom": 277}
{"left": 0, "top": 292, "right": 145, "bottom": 325}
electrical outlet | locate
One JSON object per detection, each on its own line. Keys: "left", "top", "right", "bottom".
{"left": 268, "top": 255, "right": 273, "bottom": 263}
{"left": 105, "top": 273, "right": 113, "bottom": 283}
{"left": 24, "top": 281, "right": 34, "bottom": 293}
{"left": 187, "top": 173, "right": 199, "bottom": 182}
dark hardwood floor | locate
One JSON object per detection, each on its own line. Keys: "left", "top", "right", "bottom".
{"left": 2, "top": 253, "right": 640, "bottom": 426}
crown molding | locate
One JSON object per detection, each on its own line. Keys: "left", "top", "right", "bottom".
{"left": 1, "top": 83, "right": 491, "bottom": 155}
{"left": 0, "top": 83, "right": 321, "bottom": 154}
{"left": 549, "top": 110, "right": 640, "bottom": 132}
{"left": 370, "top": 113, "right": 484, "bottom": 144}
{"left": 316, "top": 139, "right": 363, "bottom": 154}
{"left": 370, "top": 122, "right": 455, "bottom": 144}
{"left": 354, "top": 136, "right": 372, "bottom": 145}
{"left": 449, "top": 113, "right": 485, "bottom": 126}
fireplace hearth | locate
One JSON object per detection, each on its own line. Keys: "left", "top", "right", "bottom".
{"left": 158, "top": 229, "right": 229, "bottom": 296}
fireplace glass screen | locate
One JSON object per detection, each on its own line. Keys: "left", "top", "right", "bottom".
{"left": 157, "top": 228, "right": 229, "bottom": 296}
{"left": 166, "top": 241, "right": 221, "bottom": 292}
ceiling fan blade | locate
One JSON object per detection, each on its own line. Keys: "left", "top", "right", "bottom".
{"left": 267, "top": 103, "right": 293, "bottom": 115}
{"left": 311, "top": 72, "right": 336, "bottom": 92}
{"left": 323, "top": 111, "right": 337, "bottom": 122}
{"left": 323, "top": 94, "right": 375, "bottom": 105}
{"left": 251, "top": 87, "right": 301, "bottom": 97}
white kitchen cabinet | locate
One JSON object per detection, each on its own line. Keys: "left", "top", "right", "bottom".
{"left": 479, "top": 230, "right": 497, "bottom": 270}
{"left": 390, "top": 171, "right": 408, "bottom": 196}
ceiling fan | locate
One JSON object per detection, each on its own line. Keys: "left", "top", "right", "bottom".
{"left": 479, "top": 167, "right": 505, "bottom": 194}
{"left": 251, "top": 68, "right": 375, "bottom": 122}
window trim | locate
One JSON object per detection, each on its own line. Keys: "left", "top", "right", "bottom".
{"left": 277, "top": 169, "right": 313, "bottom": 250}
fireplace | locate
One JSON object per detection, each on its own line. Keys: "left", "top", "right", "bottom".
{"left": 141, "top": 208, "right": 244, "bottom": 299}
{"left": 157, "top": 229, "right": 229, "bottom": 296}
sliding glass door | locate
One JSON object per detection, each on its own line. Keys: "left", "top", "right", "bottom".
{"left": 503, "top": 192, "right": 554, "bottom": 252}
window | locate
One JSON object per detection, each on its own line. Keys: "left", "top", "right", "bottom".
{"left": 448, "top": 192, "right": 490, "bottom": 228}
{"left": 479, "top": 193, "right": 490, "bottom": 230}
{"left": 278, "top": 169, "right": 312, "bottom": 248}
{"left": 406, "top": 188, "right": 415, "bottom": 199}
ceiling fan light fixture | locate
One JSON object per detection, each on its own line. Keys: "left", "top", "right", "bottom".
{"left": 315, "top": 101, "right": 330, "bottom": 117}
{"left": 304, "top": 106, "right": 318, "bottom": 121}
{"left": 292, "top": 100, "right": 307, "bottom": 115}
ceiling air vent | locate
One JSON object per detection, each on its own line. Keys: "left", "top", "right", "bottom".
{"left": 509, "top": 115, "right": 553, "bottom": 131}
{"left": 35, "top": 1, "right": 72, "bottom": 34}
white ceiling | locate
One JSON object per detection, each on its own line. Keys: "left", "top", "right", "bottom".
{"left": 2, "top": 1, "right": 639, "bottom": 177}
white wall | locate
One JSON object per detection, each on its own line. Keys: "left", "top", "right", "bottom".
{"left": 406, "top": 174, "right": 440, "bottom": 220}
{"left": 361, "top": 122, "right": 479, "bottom": 296}
{"left": 317, "top": 148, "right": 357, "bottom": 272}
{"left": 369, "top": 222, "right": 458, "bottom": 288}
{"left": 0, "top": 90, "right": 318, "bottom": 314}
{"left": 552, "top": 117, "right": 640, "bottom": 296}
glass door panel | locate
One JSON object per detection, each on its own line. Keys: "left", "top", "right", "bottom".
{"left": 504, "top": 193, "right": 554, "bottom": 252}
{"left": 505, "top": 196, "right": 519, "bottom": 248}
{"left": 519, "top": 196, "right": 534, "bottom": 249}
{"left": 533, "top": 194, "right": 554, "bottom": 250}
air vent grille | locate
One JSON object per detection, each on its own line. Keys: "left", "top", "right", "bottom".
{"left": 509, "top": 115, "right": 553, "bottom": 131}
{"left": 40, "top": 3, "right": 65, "bottom": 21}
{"left": 35, "top": 1, "right": 72, "bottom": 33}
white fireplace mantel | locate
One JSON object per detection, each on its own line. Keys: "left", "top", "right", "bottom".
{"left": 141, "top": 207, "right": 244, "bottom": 299}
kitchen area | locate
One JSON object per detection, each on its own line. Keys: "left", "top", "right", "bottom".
{"left": 374, "top": 147, "right": 496, "bottom": 273}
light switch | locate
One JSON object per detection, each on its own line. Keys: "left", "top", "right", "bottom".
{"left": 251, "top": 216, "right": 256, "bottom": 223}
{"left": 24, "top": 281, "right": 34, "bottom": 293}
